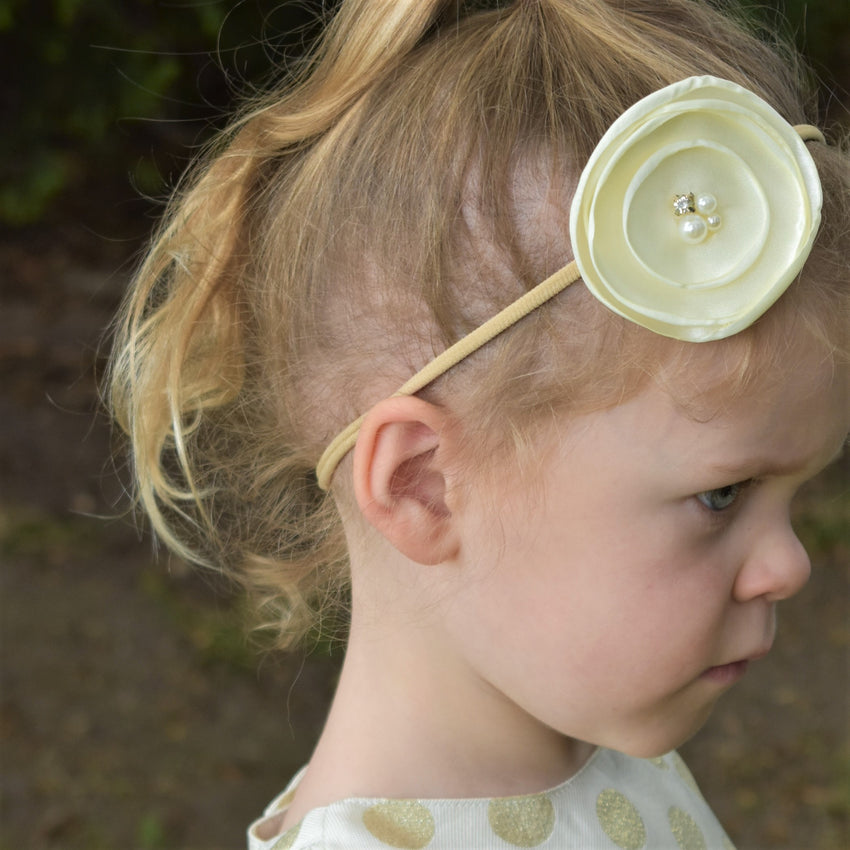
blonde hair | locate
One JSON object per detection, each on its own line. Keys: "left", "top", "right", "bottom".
{"left": 108, "top": 0, "right": 850, "bottom": 648}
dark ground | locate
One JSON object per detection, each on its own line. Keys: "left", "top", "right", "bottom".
{"left": 0, "top": 215, "right": 847, "bottom": 850}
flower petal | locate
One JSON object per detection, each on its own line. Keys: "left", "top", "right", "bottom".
{"left": 569, "top": 76, "right": 822, "bottom": 341}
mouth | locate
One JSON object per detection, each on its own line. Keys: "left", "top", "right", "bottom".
{"left": 700, "top": 659, "right": 750, "bottom": 685}
{"left": 701, "top": 642, "right": 772, "bottom": 685}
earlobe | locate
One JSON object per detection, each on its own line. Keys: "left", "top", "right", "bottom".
{"left": 353, "top": 396, "right": 460, "bottom": 565}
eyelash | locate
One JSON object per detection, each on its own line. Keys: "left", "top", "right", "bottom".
{"left": 695, "top": 480, "right": 753, "bottom": 515}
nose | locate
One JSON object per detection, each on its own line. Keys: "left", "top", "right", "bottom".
{"left": 733, "top": 522, "right": 812, "bottom": 603}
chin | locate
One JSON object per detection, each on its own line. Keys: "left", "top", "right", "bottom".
{"left": 601, "top": 707, "right": 716, "bottom": 759}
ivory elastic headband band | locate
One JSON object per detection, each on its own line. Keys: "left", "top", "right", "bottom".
{"left": 316, "top": 261, "right": 583, "bottom": 489}
{"left": 795, "top": 125, "right": 826, "bottom": 144}
{"left": 315, "top": 81, "right": 824, "bottom": 491}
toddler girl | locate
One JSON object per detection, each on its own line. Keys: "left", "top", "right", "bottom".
{"left": 109, "top": 0, "right": 850, "bottom": 847}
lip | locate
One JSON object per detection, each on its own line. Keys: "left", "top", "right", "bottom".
{"left": 700, "top": 659, "right": 750, "bottom": 685}
{"left": 701, "top": 641, "right": 772, "bottom": 685}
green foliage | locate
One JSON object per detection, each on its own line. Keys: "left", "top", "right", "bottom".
{"left": 773, "top": 0, "right": 850, "bottom": 70}
{"left": 0, "top": 0, "right": 327, "bottom": 225}
{"left": 136, "top": 812, "right": 167, "bottom": 850}
{"left": 0, "top": 0, "right": 846, "bottom": 226}
{"left": 0, "top": 504, "right": 101, "bottom": 562}
{"left": 138, "top": 567, "right": 258, "bottom": 673}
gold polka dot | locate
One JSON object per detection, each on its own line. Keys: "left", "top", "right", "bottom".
{"left": 668, "top": 807, "right": 707, "bottom": 850}
{"left": 487, "top": 794, "right": 555, "bottom": 847}
{"left": 362, "top": 800, "right": 435, "bottom": 849}
{"left": 671, "top": 753, "right": 701, "bottom": 796}
{"left": 648, "top": 757, "right": 669, "bottom": 769}
{"left": 270, "top": 822, "right": 300, "bottom": 850}
{"left": 595, "top": 788, "right": 647, "bottom": 849}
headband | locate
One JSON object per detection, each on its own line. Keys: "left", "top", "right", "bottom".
{"left": 316, "top": 75, "right": 824, "bottom": 490}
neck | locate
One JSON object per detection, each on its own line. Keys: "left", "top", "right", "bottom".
{"left": 282, "top": 603, "right": 593, "bottom": 827}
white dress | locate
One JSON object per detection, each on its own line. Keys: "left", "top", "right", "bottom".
{"left": 248, "top": 748, "right": 735, "bottom": 849}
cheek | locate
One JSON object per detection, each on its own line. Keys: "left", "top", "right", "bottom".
{"left": 458, "top": 491, "right": 734, "bottom": 668}
{"left": 570, "top": 552, "right": 732, "bottom": 668}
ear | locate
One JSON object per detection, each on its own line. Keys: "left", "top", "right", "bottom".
{"left": 353, "top": 396, "right": 460, "bottom": 565}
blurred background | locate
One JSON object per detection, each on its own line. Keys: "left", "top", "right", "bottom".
{"left": 0, "top": 1, "right": 848, "bottom": 848}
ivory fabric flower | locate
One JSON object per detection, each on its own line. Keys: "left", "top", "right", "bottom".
{"left": 569, "top": 75, "right": 822, "bottom": 341}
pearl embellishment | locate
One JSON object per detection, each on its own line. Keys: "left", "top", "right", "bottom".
{"left": 673, "top": 192, "right": 721, "bottom": 243}
{"left": 678, "top": 215, "right": 708, "bottom": 243}
{"left": 696, "top": 193, "right": 717, "bottom": 214}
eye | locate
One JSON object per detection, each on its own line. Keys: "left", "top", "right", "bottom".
{"left": 695, "top": 482, "right": 746, "bottom": 513}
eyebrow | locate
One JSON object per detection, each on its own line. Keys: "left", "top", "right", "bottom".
{"left": 707, "top": 436, "right": 848, "bottom": 481}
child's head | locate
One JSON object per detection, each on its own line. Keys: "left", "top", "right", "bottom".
{"left": 109, "top": 0, "right": 850, "bottom": 657}
{"left": 416, "top": 343, "right": 845, "bottom": 759}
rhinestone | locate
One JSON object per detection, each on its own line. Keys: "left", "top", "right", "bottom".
{"left": 673, "top": 193, "right": 695, "bottom": 216}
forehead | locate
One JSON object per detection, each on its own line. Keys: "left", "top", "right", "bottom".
{"left": 652, "top": 303, "right": 841, "bottom": 406}
{"left": 629, "top": 342, "right": 850, "bottom": 475}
